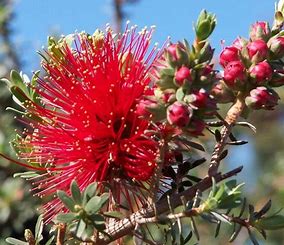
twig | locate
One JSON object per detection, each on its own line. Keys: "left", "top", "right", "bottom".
{"left": 208, "top": 94, "right": 246, "bottom": 176}
{"left": 96, "top": 166, "right": 243, "bottom": 244}
{"left": 56, "top": 223, "right": 66, "bottom": 245}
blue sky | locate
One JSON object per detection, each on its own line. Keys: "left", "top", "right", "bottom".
{"left": 13, "top": 0, "right": 276, "bottom": 73}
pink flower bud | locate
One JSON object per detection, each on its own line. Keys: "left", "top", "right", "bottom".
{"left": 167, "top": 43, "right": 185, "bottom": 61}
{"left": 232, "top": 37, "right": 247, "bottom": 50}
{"left": 167, "top": 44, "right": 178, "bottom": 60}
{"left": 223, "top": 61, "right": 246, "bottom": 87}
{"left": 219, "top": 46, "right": 240, "bottom": 67}
{"left": 175, "top": 66, "right": 192, "bottom": 86}
{"left": 190, "top": 89, "right": 214, "bottom": 108}
{"left": 250, "top": 21, "right": 270, "bottom": 41}
{"left": 269, "top": 36, "right": 284, "bottom": 59}
{"left": 247, "top": 40, "right": 269, "bottom": 62}
{"left": 249, "top": 61, "right": 272, "bottom": 84}
{"left": 136, "top": 98, "right": 157, "bottom": 117}
{"left": 167, "top": 102, "right": 192, "bottom": 127}
{"left": 211, "top": 81, "right": 235, "bottom": 103}
{"left": 245, "top": 86, "right": 279, "bottom": 110}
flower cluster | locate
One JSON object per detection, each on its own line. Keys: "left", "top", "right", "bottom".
{"left": 10, "top": 26, "right": 162, "bottom": 221}
{"left": 217, "top": 21, "right": 284, "bottom": 110}
{"left": 137, "top": 40, "right": 217, "bottom": 136}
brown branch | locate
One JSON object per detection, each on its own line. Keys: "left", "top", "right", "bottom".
{"left": 56, "top": 223, "right": 66, "bottom": 245}
{"left": 208, "top": 94, "right": 246, "bottom": 176}
{"left": 96, "top": 166, "right": 243, "bottom": 244}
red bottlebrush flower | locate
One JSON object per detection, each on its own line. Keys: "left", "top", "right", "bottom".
{"left": 223, "top": 61, "right": 246, "bottom": 88}
{"left": 249, "top": 21, "right": 270, "bottom": 41}
{"left": 167, "top": 102, "right": 192, "bottom": 127}
{"left": 10, "top": 26, "right": 162, "bottom": 221}
{"left": 249, "top": 61, "right": 272, "bottom": 85}
{"left": 175, "top": 66, "right": 192, "bottom": 86}
{"left": 219, "top": 46, "right": 240, "bottom": 68}
{"left": 247, "top": 40, "right": 268, "bottom": 63}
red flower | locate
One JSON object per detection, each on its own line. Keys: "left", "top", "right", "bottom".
{"left": 11, "top": 26, "right": 161, "bottom": 221}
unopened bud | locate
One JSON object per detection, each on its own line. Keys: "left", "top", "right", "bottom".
{"left": 232, "top": 37, "right": 247, "bottom": 50}
{"left": 249, "top": 61, "right": 272, "bottom": 85}
{"left": 175, "top": 66, "right": 192, "bottom": 86}
{"left": 223, "top": 61, "right": 246, "bottom": 88}
{"left": 247, "top": 40, "right": 269, "bottom": 63}
{"left": 268, "top": 36, "right": 284, "bottom": 59}
{"left": 249, "top": 21, "right": 271, "bottom": 41}
{"left": 167, "top": 102, "right": 192, "bottom": 127}
{"left": 245, "top": 86, "right": 279, "bottom": 110}
{"left": 219, "top": 46, "right": 240, "bottom": 68}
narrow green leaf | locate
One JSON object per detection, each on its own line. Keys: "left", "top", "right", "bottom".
{"left": 229, "top": 224, "right": 242, "bottom": 242}
{"left": 5, "top": 238, "right": 28, "bottom": 245}
{"left": 11, "top": 70, "right": 24, "bottom": 86}
{"left": 13, "top": 171, "right": 39, "bottom": 179}
{"left": 190, "top": 217, "right": 199, "bottom": 240}
{"left": 76, "top": 219, "right": 86, "bottom": 238}
{"left": 56, "top": 213, "right": 77, "bottom": 223}
{"left": 57, "top": 190, "right": 75, "bottom": 212}
{"left": 85, "top": 196, "right": 101, "bottom": 214}
{"left": 71, "top": 180, "right": 82, "bottom": 205}
{"left": 103, "top": 211, "right": 123, "bottom": 219}
{"left": 45, "top": 235, "right": 55, "bottom": 245}
{"left": 82, "top": 182, "right": 97, "bottom": 205}
{"left": 35, "top": 214, "right": 44, "bottom": 241}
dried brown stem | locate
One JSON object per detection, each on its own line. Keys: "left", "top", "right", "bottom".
{"left": 56, "top": 223, "right": 66, "bottom": 245}
{"left": 96, "top": 166, "right": 243, "bottom": 244}
{"left": 208, "top": 94, "right": 246, "bottom": 176}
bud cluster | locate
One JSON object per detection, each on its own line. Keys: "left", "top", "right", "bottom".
{"left": 137, "top": 38, "right": 217, "bottom": 137}
{"left": 217, "top": 21, "right": 284, "bottom": 111}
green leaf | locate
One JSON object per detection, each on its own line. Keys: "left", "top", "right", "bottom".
{"left": 0, "top": 77, "right": 11, "bottom": 87}
{"left": 255, "top": 215, "right": 284, "bottom": 230}
{"left": 57, "top": 190, "right": 76, "bottom": 212}
{"left": 71, "top": 180, "right": 82, "bottom": 205}
{"left": 11, "top": 70, "right": 24, "bottom": 86}
{"left": 56, "top": 213, "right": 77, "bottom": 223}
{"left": 45, "top": 235, "right": 55, "bottom": 245}
{"left": 35, "top": 214, "right": 44, "bottom": 241}
{"left": 13, "top": 171, "right": 40, "bottom": 179}
{"left": 5, "top": 238, "right": 28, "bottom": 245}
{"left": 76, "top": 219, "right": 86, "bottom": 238}
{"left": 103, "top": 211, "right": 123, "bottom": 219}
{"left": 92, "top": 214, "right": 106, "bottom": 230}
{"left": 85, "top": 196, "right": 102, "bottom": 214}
{"left": 176, "top": 87, "right": 185, "bottom": 101}
{"left": 82, "top": 182, "right": 97, "bottom": 205}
